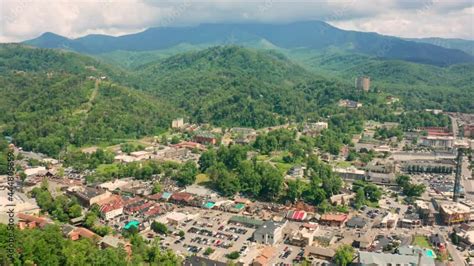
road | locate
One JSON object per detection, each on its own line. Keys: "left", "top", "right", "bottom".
{"left": 434, "top": 227, "right": 466, "bottom": 266}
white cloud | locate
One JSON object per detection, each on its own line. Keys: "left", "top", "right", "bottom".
{"left": 0, "top": 0, "right": 473, "bottom": 42}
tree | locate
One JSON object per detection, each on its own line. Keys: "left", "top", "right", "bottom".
{"left": 68, "top": 204, "right": 82, "bottom": 218}
{"left": 198, "top": 149, "right": 217, "bottom": 172}
{"left": 203, "top": 247, "right": 214, "bottom": 256}
{"left": 152, "top": 182, "right": 162, "bottom": 194}
{"left": 151, "top": 221, "right": 168, "bottom": 235}
{"left": 226, "top": 251, "right": 240, "bottom": 260}
{"left": 176, "top": 160, "right": 198, "bottom": 186}
{"left": 333, "top": 245, "right": 354, "bottom": 266}
{"left": 354, "top": 188, "right": 366, "bottom": 210}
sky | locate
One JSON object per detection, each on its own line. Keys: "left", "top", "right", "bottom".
{"left": 0, "top": 0, "right": 473, "bottom": 43}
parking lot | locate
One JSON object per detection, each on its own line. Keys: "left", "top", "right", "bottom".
{"left": 159, "top": 207, "right": 256, "bottom": 263}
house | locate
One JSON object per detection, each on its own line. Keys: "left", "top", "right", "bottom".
{"left": 100, "top": 235, "right": 132, "bottom": 256}
{"left": 400, "top": 213, "right": 422, "bottom": 228}
{"left": 17, "top": 213, "right": 51, "bottom": 230}
{"left": 64, "top": 226, "right": 100, "bottom": 241}
{"left": 330, "top": 193, "right": 355, "bottom": 206}
{"left": 380, "top": 212, "right": 398, "bottom": 229}
{"left": 253, "top": 220, "right": 287, "bottom": 245}
{"left": 193, "top": 132, "right": 217, "bottom": 145}
{"left": 319, "top": 213, "right": 348, "bottom": 227}
{"left": 303, "top": 246, "right": 335, "bottom": 261}
{"left": 170, "top": 192, "right": 194, "bottom": 204}
{"left": 353, "top": 233, "right": 375, "bottom": 250}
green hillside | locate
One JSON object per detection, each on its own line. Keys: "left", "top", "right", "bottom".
{"left": 0, "top": 45, "right": 178, "bottom": 156}
{"left": 134, "top": 46, "right": 355, "bottom": 127}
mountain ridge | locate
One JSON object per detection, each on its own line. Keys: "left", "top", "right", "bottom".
{"left": 24, "top": 21, "right": 474, "bottom": 66}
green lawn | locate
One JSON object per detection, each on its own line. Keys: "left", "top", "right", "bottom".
{"left": 274, "top": 162, "right": 293, "bottom": 174}
{"left": 195, "top": 174, "right": 210, "bottom": 185}
{"left": 412, "top": 235, "right": 432, "bottom": 249}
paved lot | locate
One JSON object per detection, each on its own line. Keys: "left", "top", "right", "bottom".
{"left": 159, "top": 207, "right": 255, "bottom": 263}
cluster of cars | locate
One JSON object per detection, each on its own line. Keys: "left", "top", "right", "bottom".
{"left": 225, "top": 226, "right": 248, "bottom": 235}
{"left": 279, "top": 246, "right": 293, "bottom": 259}
{"left": 293, "top": 248, "right": 305, "bottom": 263}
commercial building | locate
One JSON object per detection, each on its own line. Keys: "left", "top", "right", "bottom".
{"left": 319, "top": 213, "right": 348, "bottom": 227}
{"left": 253, "top": 220, "right": 287, "bottom": 245}
{"left": 99, "top": 195, "right": 124, "bottom": 220}
{"left": 439, "top": 202, "right": 471, "bottom": 225}
{"left": 68, "top": 187, "right": 112, "bottom": 207}
{"left": 303, "top": 246, "right": 335, "bottom": 261}
{"left": 171, "top": 118, "right": 184, "bottom": 129}
{"left": 358, "top": 251, "right": 435, "bottom": 266}
{"left": 355, "top": 76, "right": 370, "bottom": 92}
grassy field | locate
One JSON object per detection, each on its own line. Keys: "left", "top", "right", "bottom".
{"left": 412, "top": 235, "right": 432, "bottom": 249}
{"left": 195, "top": 174, "right": 210, "bottom": 185}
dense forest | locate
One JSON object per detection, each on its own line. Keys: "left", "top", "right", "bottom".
{"left": 0, "top": 44, "right": 468, "bottom": 157}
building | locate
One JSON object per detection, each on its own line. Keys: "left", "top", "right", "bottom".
{"left": 0, "top": 191, "right": 40, "bottom": 217}
{"left": 400, "top": 213, "right": 422, "bottom": 228}
{"left": 380, "top": 212, "right": 398, "bottom": 229}
{"left": 440, "top": 202, "right": 471, "bottom": 225}
{"left": 171, "top": 118, "right": 184, "bottom": 129}
{"left": 319, "top": 213, "right": 348, "bottom": 227}
{"left": 421, "top": 136, "right": 454, "bottom": 149}
{"left": 193, "top": 132, "right": 217, "bottom": 145}
{"left": 68, "top": 187, "right": 112, "bottom": 207}
{"left": 303, "top": 246, "right": 335, "bottom": 261}
{"left": 253, "top": 220, "right": 287, "bottom": 245}
{"left": 334, "top": 167, "right": 366, "bottom": 181}
{"left": 99, "top": 196, "right": 124, "bottom": 220}
{"left": 100, "top": 235, "right": 132, "bottom": 256}
{"left": 355, "top": 76, "right": 370, "bottom": 92}
{"left": 64, "top": 226, "right": 100, "bottom": 241}
{"left": 228, "top": 215, "right": 264, "bottom": 228}
{"left": 288, "top": 227, "right": 316, "bottom": 247}
{"left": 346, "top": 216, "right": 367, "bottom": 229}
{"left": 170, "top": 192, "right": 194, "bottom": 204}
{"left": 17, "top": 213, "right": 52, "bottom": 230}
{"left": 339, "top": 99, "right": 362, "bottom": 109}
{"left": 358, "top": 251, "right": 435, "bottom": 266}
{"left": 330, "top": 193, "right": 355, "bottom": 206}
{"left": 252, "top": 247, "right": 275, "bottom": 266}
{"left": 286, "top": 210, "right": 307, "bottom": 221}
{"left": 464, "top": 124, "right": 474, "bottom": 138}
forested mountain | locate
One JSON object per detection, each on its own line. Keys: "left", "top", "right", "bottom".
{"left": 0, "top": 44, "right": 472, "bottom": 157}
{"left": 0, "top": 45, "right": 178, "bottom": 156}
{"left": 25, "top": 21, "right": 473, "bottom": 66}
{"left": 132, "top": 46, "right": 356, "bottom": 127}
{"left": 406, "top": 37, "right": 474, "bottom": 56}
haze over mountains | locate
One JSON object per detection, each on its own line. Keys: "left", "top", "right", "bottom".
{"left": 25, "top": 21, "right": 473, "bottom": 66}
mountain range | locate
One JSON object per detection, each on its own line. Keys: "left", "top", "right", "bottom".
{"left": 24, "top": 21, "right": 473, "bottom": 67}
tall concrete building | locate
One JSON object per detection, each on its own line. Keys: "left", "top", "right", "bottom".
{"left": 355, "top": 76, "right": 370, "bottom": 92}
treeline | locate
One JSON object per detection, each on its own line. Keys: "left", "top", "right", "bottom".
{"left": 0, "top": 223, "right": 180, "bottom": 265}
{"left": 199, "top": 144, "right": 344, "bottom": 208}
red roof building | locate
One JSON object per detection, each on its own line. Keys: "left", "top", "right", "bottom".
{"left": 320, "top": 213, "right": 349, "bottom": 227}
{"left": 170, "top": 192, "right": 194, "bottom": 204}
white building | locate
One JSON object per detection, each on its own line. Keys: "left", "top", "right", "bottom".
{"left": 172, "top": 118, "right": 184, "bottom": 129}
{"left": 253, "top": 220, "right": 288, "bottom": 245}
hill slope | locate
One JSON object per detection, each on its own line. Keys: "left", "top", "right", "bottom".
{"left": 0, "top": 45, "right": 178, "bottom": 156}
{"left": 24, "top": 21, "right": 473, "bottom": 66}
{"left": 133, "top": 46, "right": 359, "bottom": 127}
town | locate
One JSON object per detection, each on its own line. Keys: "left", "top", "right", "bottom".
{"left": 1, "top": 105, "right": 473, "bottom": 266}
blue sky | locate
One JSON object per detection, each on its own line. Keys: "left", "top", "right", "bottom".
{"left": 0, "top": 0, "right": 473, "bottom": 42}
